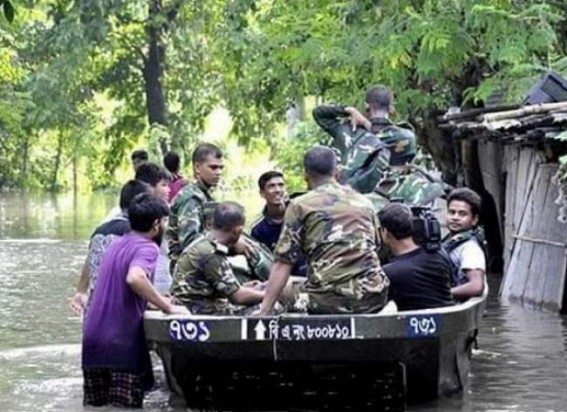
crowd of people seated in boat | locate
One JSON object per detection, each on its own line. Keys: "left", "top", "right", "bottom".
{"left": 69, "top": 85, "right": 486, "bottom": 408}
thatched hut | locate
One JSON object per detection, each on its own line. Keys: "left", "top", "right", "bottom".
{"left": 439, "top": 102, "right": 567, "bottom": 312}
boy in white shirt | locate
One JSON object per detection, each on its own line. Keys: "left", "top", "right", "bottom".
{"left": 442, "top": 188, "right": 486, "bottom": 299}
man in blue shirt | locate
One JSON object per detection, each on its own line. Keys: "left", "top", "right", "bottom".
{"left": 250, "top": 171, "right": 307, "bottom": 277}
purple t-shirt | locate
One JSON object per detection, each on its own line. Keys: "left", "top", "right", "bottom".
{"left": 82, "top": 233, "right": 158, "bottom": 371}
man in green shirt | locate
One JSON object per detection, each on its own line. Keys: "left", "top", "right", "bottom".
{"left": 167, "top": 143, "right": 224, "bottom": 267}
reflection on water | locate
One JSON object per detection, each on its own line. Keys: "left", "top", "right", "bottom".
{"left": 0, "top": 191, "right": 116, "bottom": 240}
{"left": 1, "top": 191, "right": 567, "bottom": 411}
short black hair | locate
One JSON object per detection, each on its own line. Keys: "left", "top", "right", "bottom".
{"left": 447, "top": 187, "right": 482, "bottom": 217}
{"left": 258, "top": 171, "right": 284, "bottom": 190}
{"left": 192, "top": 143, "right": 223, "bottom": 164}
{"left": 131, "top": 149, "right": 149, "bottom": 162}
{"left": 163, "top": 151, "right": 181, "bottom": 174}
{"left": 365, "top": 86, "right": 393, "bottom": 111}
{"left": 212, "top": 201, "right": 245, "bottom": 231}
{"left": 135, "top": 162, "right": 170, "bottom": 187}
{"left": 304, "top": 146, "right": 336, "bottom": 177}
{"left": 128, "top": 192, "right": 170, "bottom": 232}
{"left": 119, "top": 180, "right": 152, "bottom": 210}
{"left": 378, "top": 203, "right": 414, "bottom": 240}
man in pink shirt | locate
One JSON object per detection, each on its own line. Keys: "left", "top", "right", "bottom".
{"left": 164, "top": 151, "right": 187, "bottom": 203}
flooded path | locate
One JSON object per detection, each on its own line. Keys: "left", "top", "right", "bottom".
{"left": 0, "top": 192, "right": 566, "bottom": 411}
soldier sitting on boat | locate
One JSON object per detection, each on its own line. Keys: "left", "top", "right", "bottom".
{"left": 171, "top": 201, "right": 269, "bottom": 315}
{"left": 259, "top": 146, "right": 390, "bottom": 315}
{"left": 167, "top": 143, "right": 225, "bottom": 271}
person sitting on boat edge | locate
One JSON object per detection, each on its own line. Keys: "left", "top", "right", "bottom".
{"left": 378, "top": 203, "right": 454, "bottom": 311}
{"left": 250, "top": 170, "right": 308, "bottom": 277}
{"left": 442, "top": 187, "right": 486, "bottom": 299}
{"left": 259, "top": 146, "right": 390, "bottom": 315}
{"left": 170, "top": 201, "right": 267, "bottom": 315}
{"left": 69, "top": 179, "right": 152, "bottom": 316}
{"left": 82, "top": 193, "right": 188, "bottom": 409}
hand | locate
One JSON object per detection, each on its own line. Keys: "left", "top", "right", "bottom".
{"left": 69, "top": 292, "right": 88, "bottom": 316}
{"left": 166, "top": 304, "right": 191, "bottom": 315}
{"left": 243, "top": 280, "right": 264, "bottom": 289}
{"left": 232, "top": 236, "right": 253, "bottom": 259}
{"left": 345, "top": 106, "right": 371, "bottom": 131}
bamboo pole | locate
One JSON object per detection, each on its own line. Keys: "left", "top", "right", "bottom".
{"left": 481, "top": 102, "right": 567, "bottom": 122}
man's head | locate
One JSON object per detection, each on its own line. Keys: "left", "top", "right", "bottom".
{"left": 365, "top": 85, "right": 394, "bottom": 117}
{"left": 131, "top": 149, "right": 149, "bottom": 172}
{"left": 378, "top": 203, "right": 415, "bottom": 250}
{"left": 303, "top": 146, "right": 337, "bottom": 188}
{"left": 128, "top": 192, "right": 170, "bottom": 245}
{"left": 258, "top": 171, "right": 286, "bottom": 206}
{"left": 135, "top": 162, "right": 171, "bottom": 202}
{"left": 192, "top": 143, "right": 224, "bottom": 187}
{"left": 212, "top": 201, "right": 246, "bottom": 246}
{"left": 119, "top": 180, "right": 152, "bottom": 212}
{"left": 163, "top": 151, "right": 181, "bottom": 175}
{"left": 446, "top": 188, "right": 481, "bottom": 234}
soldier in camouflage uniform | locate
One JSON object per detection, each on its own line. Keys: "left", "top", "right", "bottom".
{"left": 313, "top": 85, "right": 417, "bottom": 194}
{"left": 167, "top": 143, "right": 224, "bottom": 267}
{"left": 171, "top": 202, "right": 266, "bottom": 315}
{"left": 259, "top": 146, "right": 389, "bottom": 315}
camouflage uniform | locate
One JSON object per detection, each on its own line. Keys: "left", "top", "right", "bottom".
{"left": 167, "top": 181, "right": 215, "bottom": 264}
{"left": 274, "top": 181, "right": 389, "bottom": 314}
{"left": 313, "top": 105, "right": 391, "bottom": 194}
{"left": 171, "top": 234, "right": 260, "bottom": 315}
{"left": 228, "top": 233, "right": 274, "bottom": 284}
{"left": 313, "top": 105, "right": 420, "bottom": 194}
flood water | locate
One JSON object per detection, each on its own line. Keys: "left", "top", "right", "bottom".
{"left": 0, "top": 191, "right": 566, "bottom": 411}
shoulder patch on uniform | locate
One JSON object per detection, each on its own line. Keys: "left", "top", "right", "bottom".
{"left": 212, "top": 241, "right": 229, "bottom": 255}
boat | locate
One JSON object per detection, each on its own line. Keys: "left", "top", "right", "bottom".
{"left": 144, "top": 287, "right": 487, "bottom": 411}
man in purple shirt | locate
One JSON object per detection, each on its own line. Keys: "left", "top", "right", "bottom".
{"left": 82, "top": 192, "right": 189, "bottom": 408}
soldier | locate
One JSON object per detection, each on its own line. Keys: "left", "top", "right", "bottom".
{"left": 171, "top": 201, "right": 265, "bottom": 315}
{"left": 167, "top": 143, "right": 225, "bottom": 268}
{"left": 313, "top": 85, "right": 417, "bottom": 166}
{"left": 259, "top": 146, "right": 389, "bottom": 315}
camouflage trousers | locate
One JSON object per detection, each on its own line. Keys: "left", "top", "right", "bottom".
{"left": 307, "top": 290, "right": 388, "bottom": 315}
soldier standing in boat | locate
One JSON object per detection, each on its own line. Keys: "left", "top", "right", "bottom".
{"left": 259, "top": 146, "right": 389, "bottom": 315}
{"left": 167, "top": 143, "right": 224, "bottom": 269}
{"left": 313, "top": 85, "right": 417, "bottom": 170}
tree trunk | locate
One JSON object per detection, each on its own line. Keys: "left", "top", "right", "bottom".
{"left": 20, "top": 135, "right": 29, "bottom": 187}
{"left": 73, "top": 153, "right": 78, "bottom": 197}
{"left": 144, "top": 0, "right": 169, "bottom": 155}
{"left": 51, "top": 131, "right": 64, "bottom": 192}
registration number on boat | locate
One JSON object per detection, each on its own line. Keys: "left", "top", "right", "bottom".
{"left": 242, "top": 318, "right": 355, "bottom": 341}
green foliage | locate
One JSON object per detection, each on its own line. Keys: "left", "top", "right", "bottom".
{"left": 1, "top": 0, "right": 567, "bottom": 190}
{"left": 272, "top": 122, "right": 331, "bottom": 192}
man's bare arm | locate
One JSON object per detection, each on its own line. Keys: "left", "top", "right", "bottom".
{"left": 259, "top": 261, "right": 293, "bottom": 315}
{"left": 69, "top": 258, "right": 90, "bottom": 315}
{"left": 230, "top": 287, "right": 265, "bottom": 305}
{"left": 451, "top": 269, "right": 484, "bottom": 299}
{"left": 126, "top": 266, "right": 189, "bottom": 314}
